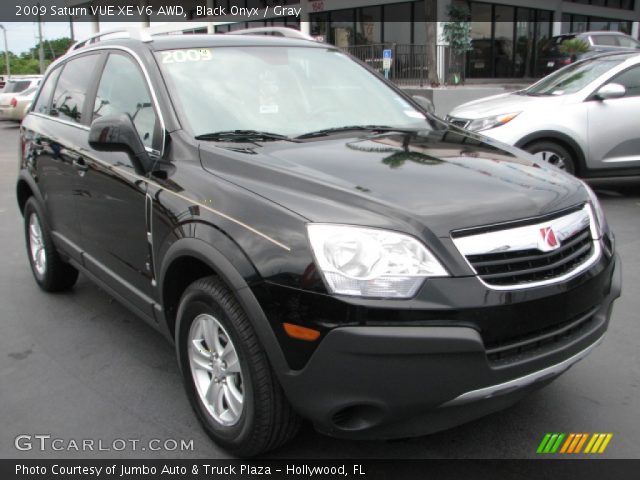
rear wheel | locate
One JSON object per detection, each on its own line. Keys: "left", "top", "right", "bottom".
{"left": 23, "top": 197, "right": 79, "bottom": 292}
{"left": 524, "top": 140, "right": 577, "bottom": 175}
{"left": 176, "top": 276, "right": 300, "bottom": 457}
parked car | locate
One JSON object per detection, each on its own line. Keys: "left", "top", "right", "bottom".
{"left": 447, "top": 51, "right": 640, "bottom": 177}
{"left": 538, "top": 31, "right": 640, "bottom": 75}
{"left": 0, "top": 87, "right": 37, "bottom": 121}
{"left": 0, "top": 76, "right": 42, "bottom": 107}
{"left": 18, "top": 30, "right": 620, "bottom": 456}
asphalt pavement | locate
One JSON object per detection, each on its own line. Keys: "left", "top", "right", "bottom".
{"left": 0, "top": 122, "right": 638, "bottom": 459}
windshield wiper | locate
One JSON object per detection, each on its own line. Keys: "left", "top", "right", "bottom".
{"left": 295, "top": 125, "right": 420, "bottom": 139}
{"left": 195, "top": 130, "right": 297, "bottom": 142}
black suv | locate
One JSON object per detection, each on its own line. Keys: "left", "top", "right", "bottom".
{"left": 17, "top": 31, "right": 621, "bottom": 456}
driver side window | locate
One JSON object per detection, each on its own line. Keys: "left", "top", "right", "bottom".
{"left": 93, "top": 53, "right": 159, "bottom": 150}
{"left": 609, "top": 65, "right": 640, "bottom": 98}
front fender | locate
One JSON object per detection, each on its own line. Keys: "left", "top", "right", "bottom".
{"left": 158, "top": 233, "right": 292, "bottom": 376}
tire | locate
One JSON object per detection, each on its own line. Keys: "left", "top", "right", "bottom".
{"left": 23, "top": 197, "right": 79, "bottom": 292}
{"left": 524, "top": 140, "right": 577, "bottom": 175}
{"left": 176, "top": 276, "right": 300, "bottom": 457}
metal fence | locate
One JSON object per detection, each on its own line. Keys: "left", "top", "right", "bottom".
{"left": 341, "top": 43, "right": 454, "bottom": 87}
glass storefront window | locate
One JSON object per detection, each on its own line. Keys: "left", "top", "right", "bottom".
{"left": 494, "top": 6, "right": 515, "bottom": 77}
{"left": 514, "top": 8, "right": 534, "bottom": 77}
{"left": 467, "top": 2, "right": 554, "bottom": 79}
{"left": 384, "top": 2, "right": 413, "bottom": 44}
{"left": 357, "top": 6, "right": 382, "bottom": 44}
{"left": 561, "top": 14, "right": 632, "bottom": 35}
{"left": 534, "top": 11, "right": 553, "bottom": 77}
{"left": 330, "top": 9, "right": 355, "bottom": 48}
{"left": 413, "top": 1, "right": 427, "bottom": 45}
{"left": 310, "top": 12, "right": 328, "bottom": 41}
{"left": 468, "top": 3, "right": 492, "bottom": 78}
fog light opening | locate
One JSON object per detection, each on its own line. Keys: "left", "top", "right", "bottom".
{"left": 331, "top": 404, "right": 385, "bottom": 431}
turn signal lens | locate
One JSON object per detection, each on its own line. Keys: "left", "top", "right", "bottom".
{"left": 283, "top": 323, "right": 321, "bottom": 342}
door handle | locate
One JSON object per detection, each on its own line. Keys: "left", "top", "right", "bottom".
{"left": 73, "top": 157, "right": 89, "bottom": 172}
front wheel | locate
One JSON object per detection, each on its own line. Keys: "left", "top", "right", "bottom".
{"left": 176, "top": 276, "right": 300, "bottom": 457}
{"left": 524, "top": 140, "right": 577, "bottom": 175}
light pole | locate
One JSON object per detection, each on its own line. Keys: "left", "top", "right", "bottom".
{"left": 0, "top": 24, "right": 10, "bottom": 80}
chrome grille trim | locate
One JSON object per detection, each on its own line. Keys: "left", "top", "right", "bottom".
{"left": 452, "top": 204, "right": 601, "bottom": 290}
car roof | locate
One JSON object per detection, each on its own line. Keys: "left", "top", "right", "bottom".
{"left": 585, "top": 31, "right": 631, "bottom": 36}
{"left": 587, "top": 51, "right": 640, "bottom": 61}
{"left": 554, "top": 31, "right": 634, "bottom": 39}
{"left": 50, "top": 32, "right": 329, "bottom": 74}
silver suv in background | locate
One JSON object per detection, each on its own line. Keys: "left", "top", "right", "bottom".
{"left": 447, "top": 52, "right": 640, "bottom": 177}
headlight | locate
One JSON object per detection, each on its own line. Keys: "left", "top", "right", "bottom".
{"left": 581, "top": 181, "right": 607, "bottom": 237}
{"left": 467, "top": 112, "right": 520, "bottom": 132}
{"left": 306, "top": 224, "right": 448, "bottom": 298}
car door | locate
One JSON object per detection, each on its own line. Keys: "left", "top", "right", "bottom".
{"left": 75, "top": 51, "right": 161, "bottom": 319}
{"left": 23, "top": 53, "right": 102, "bottom": 262}
{"left": 586, "top": 64, "right": 640, "bottom": 171}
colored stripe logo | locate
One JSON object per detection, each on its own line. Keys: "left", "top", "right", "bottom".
{"left": 537, "top": 433, "right": 613, "bottom": 454}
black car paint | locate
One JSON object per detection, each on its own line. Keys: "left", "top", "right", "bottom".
{"left": 17, "top": 36, "right": 620, "bottom": 439}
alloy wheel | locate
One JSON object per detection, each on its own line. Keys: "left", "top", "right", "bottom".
{"left": 188, "top": 313, "right": 244, "bottom": 426}
{"left": 533, "top": 150, "right": 568, "bottom": 171}
{"left": 29, "top": 213, "right": 47, "bottom": 276}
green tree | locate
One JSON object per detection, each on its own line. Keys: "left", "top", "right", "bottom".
{"left": 558, "top": 38, "right": 590, "bottom": 56}
{"left": 29, "top": 37, "right": 74, "bottom": 61}
{"left": 0, "top": 52, "right": 46, "bottom": 75}
{"left": 442, "top": 4, "right": 473, "bottom": 85}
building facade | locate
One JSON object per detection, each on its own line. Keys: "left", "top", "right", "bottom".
{"left": 68, "top": 0, "right": 640, "bottom": 80}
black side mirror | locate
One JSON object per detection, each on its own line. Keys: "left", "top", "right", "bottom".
{"left": 89, "top": 113, "right": 153, "bottom": 175}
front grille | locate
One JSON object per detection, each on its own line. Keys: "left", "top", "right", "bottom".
{"left": 447, "top": 117, "right": 470, "bottom": 129}
{"left": 486, "top": 306, "right": 599, "bottom": 366}
{"left": 452, "top": 204, "right": 599, "bottom": 289}
{"left": 467, "top": 226, "right": 593, "bottom": 286}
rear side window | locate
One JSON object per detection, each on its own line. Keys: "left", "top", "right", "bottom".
{"left": 591, "top": 35, "right": 618, "bottom": 46}
{"left": 51, "top": 54, "right": 100, "bottom": 124}
{"left": 93, "top": 53, "right": 158, "bottom": 149}
{"left": 32, "top": 68, "right": 61, "bottom": 115}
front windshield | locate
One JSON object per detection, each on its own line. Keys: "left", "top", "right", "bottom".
{"left": 525, "top": 56, "right": 625, "bottom": 96}
{"left": 156, "top": 46, "right": 431, "bottom": 138}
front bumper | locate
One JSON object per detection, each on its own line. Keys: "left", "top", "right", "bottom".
{"left": 277, "top": 255, "right": 621, "bottom": 440}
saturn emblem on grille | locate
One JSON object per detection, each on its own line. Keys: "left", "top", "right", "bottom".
{"left": 539, "top": 227, "right": 560, "bottom": 251}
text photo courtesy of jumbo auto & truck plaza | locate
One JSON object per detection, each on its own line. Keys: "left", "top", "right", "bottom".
{"left": 1, "top": 1, "right": 639, "bottom": 480}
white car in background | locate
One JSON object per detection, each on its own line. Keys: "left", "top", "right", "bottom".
{"left": 447, "top": 52, "right": 640, "bottom": 177}
{"left": 0, "top": 76, "right": 42, "bottom": 107}
{"left": 0, "top": 87, "right": 38, "bottom": 122}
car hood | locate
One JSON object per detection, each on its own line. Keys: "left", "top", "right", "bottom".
{"left": 199, "top": 128, "right": 586, "bottom": 238}
{"left": 449, "top": 91, "right": 566, "bottom": 119}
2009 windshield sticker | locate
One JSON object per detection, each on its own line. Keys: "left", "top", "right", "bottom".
{"left": 161, "top": 49, "right": 212, "bottom": 64}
